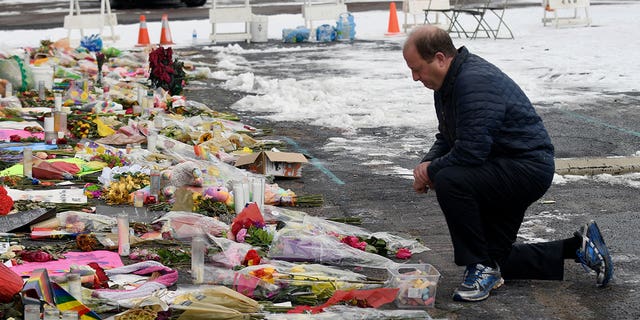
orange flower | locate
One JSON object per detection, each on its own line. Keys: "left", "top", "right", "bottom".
{"left": 249, "top": 267, "right": 276, "bottom": 284}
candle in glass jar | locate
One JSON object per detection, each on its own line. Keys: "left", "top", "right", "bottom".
{"left": 117, "top": 212, "right": 130, "bottom": 256}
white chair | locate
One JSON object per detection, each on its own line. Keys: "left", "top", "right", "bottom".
{"left": 542, "top": 0, "right": 591, "bottom": 27}
{"left": 63, "top": 0, "right": 119, "bottom": 45}
{"left": 209, "top": 0, "right": 253, "bottom": 43}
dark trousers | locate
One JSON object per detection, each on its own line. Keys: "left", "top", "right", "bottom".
{"left": 432, "top": 156, "right": 564, "bottom": 280}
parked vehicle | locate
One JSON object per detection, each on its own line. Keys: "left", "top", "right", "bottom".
{"left": 110, "top": 0, "right": 207, "bottom": 8}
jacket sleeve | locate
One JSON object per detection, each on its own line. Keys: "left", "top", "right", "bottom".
{"left": 427, "top": 72, "right": 506, "bottom": 180}
{"left": 421, "top": 132, "right": 450, "bottom": 163}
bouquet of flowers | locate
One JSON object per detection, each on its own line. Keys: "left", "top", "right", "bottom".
{"left": 148, "top": 46, "right": 185, "bottom": 96}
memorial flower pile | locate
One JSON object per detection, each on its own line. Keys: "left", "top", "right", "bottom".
{"left": 0, "top": 38, "right": 437, "bottom": 319}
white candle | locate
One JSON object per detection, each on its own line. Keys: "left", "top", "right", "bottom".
{"left": 44, "top": 116, "right": 54, "bottom": 132}
{"left": 233, "top": 180, "right": 246, "bottom": 214}
{"left": 117, "top": 212, "right": 130, "bottom": 256}
{"left": 147, "top": 132, "right": 157, "bottom": 152}
{"left": 251, "top": 176, "right": 265, "bottom": 212}
{"left": 191, "top": 236, "right": 206, "bottom": 284}
{"left": 22, "top": 147, "right": 32, "bottom": 178}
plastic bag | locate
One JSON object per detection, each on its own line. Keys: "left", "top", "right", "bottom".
{"left": 336, "top": 12, "right": 356, "bottom": 41}
{"left": 316, "top": 24, "right": 336, "bottom": 42}
{"left": 80, "top": 34, "right": 103, "bottom": 52}
{"left": 282, "top": 27, "right": 310, "bottom": 43}
{"left": 57, "top": 211, "right": 116, "bottom": 233}
{"left": 172, "top": 285, "right": 260, "bottom": 314}
{"left": 0, "top": 56, "right": 33, "bottom": 91}
{"left": 268, "top": 231, "right": 395, "bottom": 268}
{"left": 32, "top": 160, "right": 79, "bottom": 180}
{"left": 153, "top": 211, "right": 229, "bottom": 240}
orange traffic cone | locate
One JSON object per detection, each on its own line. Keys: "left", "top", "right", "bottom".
{"left": 136, "top": 15, "right": 151, "bottom": 47}
{"left": 159, "top": 14, "right": 174, "bottom": 45}
{"left": 385, "top": 2, "right": 402, "bottom": 36}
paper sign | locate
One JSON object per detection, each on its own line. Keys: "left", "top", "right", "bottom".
{"left": 6, "top": 188, "right": 87, "bottom": 204}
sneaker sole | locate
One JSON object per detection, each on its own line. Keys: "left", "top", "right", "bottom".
{"left": 587, "top": 221, "right": 614, "bottom": 286}
{"left": 452, "top": 277, "right": 504, "bottom": 302}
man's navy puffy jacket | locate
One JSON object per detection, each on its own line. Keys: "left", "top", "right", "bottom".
{"left": 421, "top": 47, "right": 555, "bottom": 181}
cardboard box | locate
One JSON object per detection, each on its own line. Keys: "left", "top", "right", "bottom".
{"left": 235, "top": 151, "right": 308, "bottom": 177}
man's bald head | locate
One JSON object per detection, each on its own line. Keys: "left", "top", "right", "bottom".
{"left": 403, "top": 26, "right": 457, "bottom": 62}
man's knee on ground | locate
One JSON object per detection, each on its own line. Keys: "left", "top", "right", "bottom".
{"left": 433, "top": 167, "right": 471, "bottom": 194}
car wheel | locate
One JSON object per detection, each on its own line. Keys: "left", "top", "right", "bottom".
{"left": 184, "top": 0, "right": 207, "bottom": 7}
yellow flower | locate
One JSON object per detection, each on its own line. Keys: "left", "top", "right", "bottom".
{"left": 198, "top": 132, "right": 213, "bottom": 144}
{"left": 249, "top": 267, "right": 276, "bottom": 284}
{"left": 290, "top": 265, "right": 306, "bottom": 273}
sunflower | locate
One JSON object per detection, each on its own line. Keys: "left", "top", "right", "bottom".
{"left": 198, "top": 132, "right": 213, "bottom": 144}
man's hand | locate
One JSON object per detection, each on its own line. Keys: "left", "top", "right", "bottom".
{"left": 413, "top": 161, "right": 434, "bottom": 193}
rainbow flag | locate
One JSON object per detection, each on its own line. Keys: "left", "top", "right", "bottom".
{"left": 22, "top": 268, "right": 55, "bottom": 306}
{"left": 21, "top": 268, "right": 101, "bottom": 320}
{"left": 52, "top": 282, "right": 101, "bottom": 320}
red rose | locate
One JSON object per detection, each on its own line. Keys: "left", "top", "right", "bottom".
{"left": 9, "top": 135, "right": 21, "bottom": 142}
{"left": 242, "top": 249, "right": 261, "bottom": 266}
{"left": 395, "top": 247, "right": 412, "bottom": 260}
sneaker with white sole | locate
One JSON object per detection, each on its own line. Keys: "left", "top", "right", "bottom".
{"left": 575, "top": 220, "right": 614, "bottom": 286}
{"left": 452, "top": 263, "right": 504, "bottom": 302}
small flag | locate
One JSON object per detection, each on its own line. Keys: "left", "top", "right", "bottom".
{"left": 21, "top": 268, "right": 101, "bottom": 320}
{"left": 52, "top": 282, "right": 101, "bottom": 320}
{"left": 22, "top": 268, "right": 55, "bottom": 306}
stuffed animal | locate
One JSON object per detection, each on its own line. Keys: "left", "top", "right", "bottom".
{"left": 161, "top": 161, "right": 204, "bottom": 188}
{"left": 203, "top": 186, "right": 234, "bottom": 206}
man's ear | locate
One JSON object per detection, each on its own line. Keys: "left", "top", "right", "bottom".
{"left": 434, "top": 52, "right": 447, "bottom": 65}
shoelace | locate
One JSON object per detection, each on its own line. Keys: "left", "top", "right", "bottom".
{"left": 463, "top": 266, "right": 485, "bottom": 287}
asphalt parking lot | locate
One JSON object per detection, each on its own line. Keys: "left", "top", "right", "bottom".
{"left": 3, "top": 0, "right": 640, "bottom": 319}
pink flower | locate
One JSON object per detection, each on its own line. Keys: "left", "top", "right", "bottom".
{"left": 395, "top": 247, "right": 412, "bottom": 260}
{"left": 236, "top": 228, "right": 248, "bottom": 243}
{"left": 341, "top": 236, "right": 367, "bottom": 251}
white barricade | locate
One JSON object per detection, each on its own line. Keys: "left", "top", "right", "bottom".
{"left": 63, "top": 0, "right": 119, "bottom": 45}
{"left": 302, "top": 0, "right": 348, "bottom": 40}
{"left": 209, "top": 0, "right": 253, "bottom": 43}
{"left": 542, "top": 0, "right": 591, "bottom": 27}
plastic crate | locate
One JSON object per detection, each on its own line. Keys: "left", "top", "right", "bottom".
{"left": 388, "top": 263, "right": 440, "bottom": 308}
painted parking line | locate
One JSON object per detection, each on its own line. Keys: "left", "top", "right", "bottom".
{"left": 559, "top": 109, "right": 640, "bottom": 137}
{"left": 282, "top": 137, "right": 345, "bottom": 185}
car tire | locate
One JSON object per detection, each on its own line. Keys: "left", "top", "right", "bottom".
{"left": 184, "top": 0, "right": 207, "bottom": 7}
{"left": 110, "top": 0, "right": 134, "bottom": 9}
